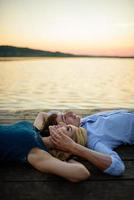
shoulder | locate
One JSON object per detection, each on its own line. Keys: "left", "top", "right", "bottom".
{"left": 27, "top": 148, "right": 52, "bottom": 165}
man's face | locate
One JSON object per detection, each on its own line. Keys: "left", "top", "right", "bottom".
{"left": 56, "top": 111, "right": 81, "bottom": 127}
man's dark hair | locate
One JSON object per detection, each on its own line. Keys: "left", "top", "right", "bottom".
{"left": 40, "top": 113, "right": 58, "bottom": 137}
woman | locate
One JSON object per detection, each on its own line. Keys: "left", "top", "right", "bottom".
{"left": 0, "top": 117, "right": 90, "bottom": 182}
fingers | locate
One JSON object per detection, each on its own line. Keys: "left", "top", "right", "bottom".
{"left": 50, "top": 130, "right": 60, "bottom": 141}
{"left": 50, "top": 129, "right": 64, "bottom": 147}
{"left": 51, "top": 129, "right": 61, "bottom": 139}
{"left": 50, "top": 127, "right": 66, "bottom": 138}
{"left": 49, "top": 126, "right": 72, "bottom": 151}
{"left": 50, "top": 135, "right": 59, "bottom": 148}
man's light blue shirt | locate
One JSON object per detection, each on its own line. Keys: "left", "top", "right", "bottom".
{"left": 80, "top": 109, "right": 134, "bottom": 176}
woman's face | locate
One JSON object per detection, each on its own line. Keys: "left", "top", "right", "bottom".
{"left": 49, "top": 124, "right": 77, "bottom": 138}
{"left": 56, "top": 111, "right": 81, "bottom": 127}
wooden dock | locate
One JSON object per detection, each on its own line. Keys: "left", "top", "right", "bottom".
{"left": 0, "top": 109, "right": 134, "bottom": 200}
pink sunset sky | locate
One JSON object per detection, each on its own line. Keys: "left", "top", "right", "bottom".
{"left": 0, "top": 0, "right": 134, "bottom": 56}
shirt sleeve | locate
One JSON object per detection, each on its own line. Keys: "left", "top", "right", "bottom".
{"left": 93, "top": 142, "right": 125, "bottom": 176}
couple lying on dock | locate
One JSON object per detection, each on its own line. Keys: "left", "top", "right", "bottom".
{"left": 0, "top": 109, "right": 134, "bottom": 182}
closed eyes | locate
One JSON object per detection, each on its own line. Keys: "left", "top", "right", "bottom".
{"left": 66, "top": 126, "right": 72, "bottom": 132}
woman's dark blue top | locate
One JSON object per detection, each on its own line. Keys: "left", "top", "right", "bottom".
{"left": 0, "top": 121, "right": 48, "bottom": 163}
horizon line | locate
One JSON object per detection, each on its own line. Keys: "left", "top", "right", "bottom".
{"left": 0, "top": 44, "right": 134, "bottom": 58}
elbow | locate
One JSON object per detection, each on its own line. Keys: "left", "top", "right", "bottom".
{"left": 38, "top": 112, "right": 46, "bottom": 117}
{"left": 105, "top": 161, "right": 125, "bottom": 176}
{"left": 38, "top": 112, "right": 47, "bottom": 118}
{"left": 80, "top": 167, "right": 91, "bottom": 181}
{"left": 114, "top": 163, "right": 125, "bottom": 176}
{"left": 69, "top": 166, "right": 90, "bottom": 183}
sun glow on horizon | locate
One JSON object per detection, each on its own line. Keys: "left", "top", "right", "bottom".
{"left": 0, "top": 0, "right": 134, "bottom": 56}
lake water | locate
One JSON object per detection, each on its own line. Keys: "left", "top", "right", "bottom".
{"left": 0, "top": 57, "right": 134, "bottom": 111}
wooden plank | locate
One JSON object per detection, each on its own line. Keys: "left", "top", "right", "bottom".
{"left": 116, "top": 146, "right": 134, "bottom": 160}
{"left": 0, "top": 180, "right": 134, "bottom": 200}
{"left": 0, "top": 160, "right": 134, "bottom": 182}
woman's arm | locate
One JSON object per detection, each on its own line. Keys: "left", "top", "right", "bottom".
{"left": 33, "top": 112, "right": 48, "bottom": 131}
{"left": 27, "top": 147, "right": 90, "bottom": 182}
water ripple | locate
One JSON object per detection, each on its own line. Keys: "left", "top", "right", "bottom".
{"left": 0, "top": 57, "right": 134, "bottom": 110}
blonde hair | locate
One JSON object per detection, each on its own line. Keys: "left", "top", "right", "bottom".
{"left": 49, "top": 127, "right": 87, "bottom": 161}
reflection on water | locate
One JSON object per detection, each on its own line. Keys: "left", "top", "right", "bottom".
{"left": 0, "top": 57, "right": 134, "bottom": 110}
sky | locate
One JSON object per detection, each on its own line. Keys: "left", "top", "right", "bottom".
{"left": 0, "top": 0, "right": 134, "bottom": 56}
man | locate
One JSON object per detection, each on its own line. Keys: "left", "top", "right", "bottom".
{"left": 50, "top": 109, "right": 134, "bottom": 176}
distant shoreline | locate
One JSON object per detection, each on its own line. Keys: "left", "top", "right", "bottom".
{"left": 0, "top": 56, "right": 134, "bottom": 60}
{"left": 0, "top": 45, "right": 134, "bottom": 59}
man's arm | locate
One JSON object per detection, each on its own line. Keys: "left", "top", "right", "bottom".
{"left": 71, "top": 142, "right": 125, "bottom": 175}
{"left": 50, "top": 131, "right": 125, "bottom": 176}
{"left": 33, "top": 112, "right": 48, "bottom": 131}
{"left": 27, "top": 147, "right": 90, "bottom": 182}
{"left": 71, "top": 143, "right": 112, "bottom": 171}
